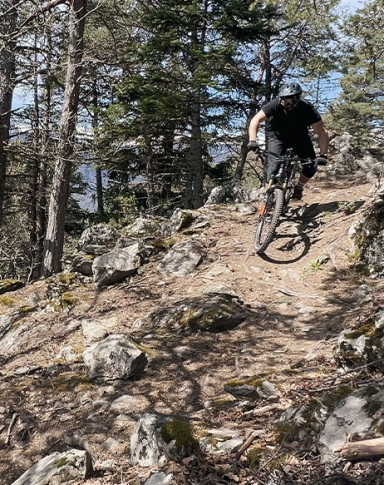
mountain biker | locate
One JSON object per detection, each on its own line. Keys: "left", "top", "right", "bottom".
{"left": 247, "top": 82, "right": 329, "bottom": 200}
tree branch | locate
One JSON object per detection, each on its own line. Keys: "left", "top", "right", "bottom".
{"left": 18, "top": 0, "right": 68, "bottom": 29}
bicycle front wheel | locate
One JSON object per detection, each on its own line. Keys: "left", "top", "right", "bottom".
{"left": 254, "top": 186, "right": 284, "bottom": 254}
{"left": 284, "top": 163, "right": 299, "bottom": 206}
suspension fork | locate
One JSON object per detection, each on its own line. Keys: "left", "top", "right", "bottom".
{"left": 258, "top": 178, "right": 278, "bottom": 217}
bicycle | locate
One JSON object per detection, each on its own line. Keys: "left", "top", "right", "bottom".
{"left": 250, "top": 147, "right": 324, "bottom": 254}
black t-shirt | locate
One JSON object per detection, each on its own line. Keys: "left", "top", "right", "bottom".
{"left": 261, "top": 97, "right": 322, "bottom": 141}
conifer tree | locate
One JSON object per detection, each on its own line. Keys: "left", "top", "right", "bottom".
{"left": 326, "top": 0, "right": 384, "bottom": 144}
{"left": 101, "top": 0, "right": 274, "bottom": 210}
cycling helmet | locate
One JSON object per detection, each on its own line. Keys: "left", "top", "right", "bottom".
{"left": 279, "top": 82, "right": 302, "bottom": 98}
{"left": 279, "top": 82, "right": 302, "bottom": 110}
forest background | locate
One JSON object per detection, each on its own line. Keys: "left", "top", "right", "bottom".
{"left": 0, "top": 0, "right": 382, "bottom": 282}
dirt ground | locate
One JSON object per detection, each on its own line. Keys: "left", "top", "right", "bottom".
{"left": 1, "top": 167, "right": 383, "bottom": 485}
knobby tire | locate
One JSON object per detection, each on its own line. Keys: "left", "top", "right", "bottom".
{"left": 254, "top": 186, "right": 284, "bottom": 254}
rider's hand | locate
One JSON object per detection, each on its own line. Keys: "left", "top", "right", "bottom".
{"left": 314, "top": 155, "right": 328, "bottom": 166}
{"left": 247, "top": 141, "right": 259, "bottom": 152}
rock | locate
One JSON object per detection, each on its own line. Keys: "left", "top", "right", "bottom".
{"left": 202, "top": 284, "right": 238, "bottom": 297}
{"left": 82, "top": 334, "right": 148, "bottom": 379}
{"left": 110, "top": 394, "right": 141, "bottom": 413}
{"left": 92, "top": 246, "right": 142, "bottom": 287}
{"left": 162, "top": 208, "right": 196, "bottom": 235}
{"left": 72, "top": 253, "right": 94, "bottom": 275}
{"left": 200, "top": 427, "right": 243, "bottom": 455}
{"left": 143, "top": 472, "right": 174, "bottom": 485}
{"left": 319, "top": 389, "right": 379, "bottom": 462}
{"left": 205, "top": 180, "right": 250, "bottom": 205}
{"left": 11, "top": 449, "right": 92, "bottom": 485}
{"left": 156, "top": 240, "right": 203, "bottom": 277}
{"left": 334, "top": 314, "right": 384, "bottom": 370}
{"left": 130, "top": 412, "right": 198, "bottom": 466}
{"left": 144, "top": 294, "right": 250, "bottom": 334}
{"left": 78, "top": 223, "right": 120, "bottom": 254}
{"left": 123, "top": 217, "right": 162, "bottom": 236}
{"left": 224, "top": 378, "right": 279, "bottom": 400}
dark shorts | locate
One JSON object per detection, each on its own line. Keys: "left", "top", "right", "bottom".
{"left": 265, "top": 135, "right": 317, "bottom": 182}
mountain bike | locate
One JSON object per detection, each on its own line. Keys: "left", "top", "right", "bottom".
{"left": 251, "top": 147, "right": 321, "bottom": 254}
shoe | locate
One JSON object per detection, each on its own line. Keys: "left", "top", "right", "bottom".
{"left": 292, "top": 185, "right": 303, "bottom": 200}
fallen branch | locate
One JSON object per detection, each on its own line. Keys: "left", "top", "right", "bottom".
{"left": 5, "top": 413, "right": 18, "bottom": 445}
{"left": 274, "top": 286, "right": 326, "bottom": 301}
{"left": 307, "top": 358, "right": 384, "bottom": 393}
{"left": 334, "top": 437, "right": 384, "bottom": 460}
{"left": 244, "top": 403, "right": 287, "bottom": 417}
{"left": 234, "top": 429, "right": 266, "bottom": 460}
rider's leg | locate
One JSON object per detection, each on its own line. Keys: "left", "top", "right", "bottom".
{"left": 292, "top": 138, "right": 317, "bottom": 199}
{"left": 266, "top": 137, "right": 285, "bottom": 184}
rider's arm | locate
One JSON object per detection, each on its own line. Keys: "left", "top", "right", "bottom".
{"left": 248, "top": 109, "right": 267, "bottom": 142}
{"left": 311, "top": 120, "right": 329, "bottom": 156}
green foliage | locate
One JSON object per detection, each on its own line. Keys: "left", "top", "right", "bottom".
{"left": 310, "top": 259, "right": 323, "bottom": 271}
{"left": 98, "top": 0, "right": 277, "bottom": 210}
{"left": 326, "top": 0, "right": 384, "bottom": 142}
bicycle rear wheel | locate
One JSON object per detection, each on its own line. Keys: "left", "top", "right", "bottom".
{"left": 254, "top": 186, "right": 284, "bottom": 254}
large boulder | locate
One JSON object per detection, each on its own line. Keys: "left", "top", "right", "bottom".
{"left": 141, "top": 294, "right": 250, "bottom": 335}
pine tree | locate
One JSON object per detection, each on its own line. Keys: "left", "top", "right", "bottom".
{"left": 326, "top": 0, "right": 384, "bottom": 143}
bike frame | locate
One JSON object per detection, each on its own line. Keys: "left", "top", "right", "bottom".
{"left": 253, "top": 147, "right": 313, "bottom": 254}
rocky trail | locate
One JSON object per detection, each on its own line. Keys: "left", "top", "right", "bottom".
{"left": 1, "top": 167, "right": 384, "bottom": 485}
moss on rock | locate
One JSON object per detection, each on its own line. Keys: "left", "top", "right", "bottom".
{"left": 160, "top": 418, "right": 198, "bottom": 456}
{"left": 0, "top": 279, "right": 24, "bottom": 294}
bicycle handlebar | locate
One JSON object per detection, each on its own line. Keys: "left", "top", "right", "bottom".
{"left": 248, "top": 145, "right": 325, "bottom": 168}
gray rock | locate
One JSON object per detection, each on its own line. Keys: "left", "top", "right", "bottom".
{"left": 143, "top": 472, "right": 174, "bottom": 485}
{"left": 157, "top": 240, "right": 203, "bottom": 277}
{"left": 110, "top": 394, "right": 140, "bottom": 413}
{"left": 145, "top": 294, "right": 249, "bottom": 334}
{"left": 82, "top": 334, "right": 148, "bottom": 379}
{"left": 78, "top": 223, "right": 120, "bottom": 254}
{"left": 123, "top": 217, "right": 161, "bottom": 236}
{"left": 130, "top": 412, "right": 197, "bottom": 466}
{"left": 319, "top": 394, "right": 373, "bottom": 462}
{"left": 224, "top": 379, "right": 279, "bottom": 400}
{"left": 162, "top": 208, "right": 195, "bottom": 235}
{"left": 11, "top": 449, "right": 92, "bottom": 485}
{"left": 92, "top": 247, "right": 142, "bottom": 287}
{"left": 72, "top": 253, "right": 94, "bottom": 275}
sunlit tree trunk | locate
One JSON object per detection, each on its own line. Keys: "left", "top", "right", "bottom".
{"left": 190, "top": 95, "right": 204, "bottom": 208}
{"left": 91, "top": 82, "right": 105, "bottom": 217}
{"left": 42, "top": 0, "right": 87, "bottom": 276}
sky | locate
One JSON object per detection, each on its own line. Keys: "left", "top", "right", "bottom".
{"left": 339, "top": 0, "right": 365, "bottom": 12}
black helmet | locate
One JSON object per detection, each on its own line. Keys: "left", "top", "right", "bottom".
{"left": 279, "top": 82, "right": 302, "bottom": 98}
{"left": 279, "top": 82, "right": 302, "bottom": 110}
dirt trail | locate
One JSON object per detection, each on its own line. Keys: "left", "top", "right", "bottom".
{"left": 1, "top": 168, "right": 380, "bottom": 485}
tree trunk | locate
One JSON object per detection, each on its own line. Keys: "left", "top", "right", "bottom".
{"left": 0, "top": 0, "right": 17, "bottom": 226}
{"left": 190, "top": 96, "right": 204, "bottom": 209}
{"left": 42, "top": 0, "right": 87, "bottom": 276}
{"left": 234, "top": 38, "right": 270, "bottom": 181}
